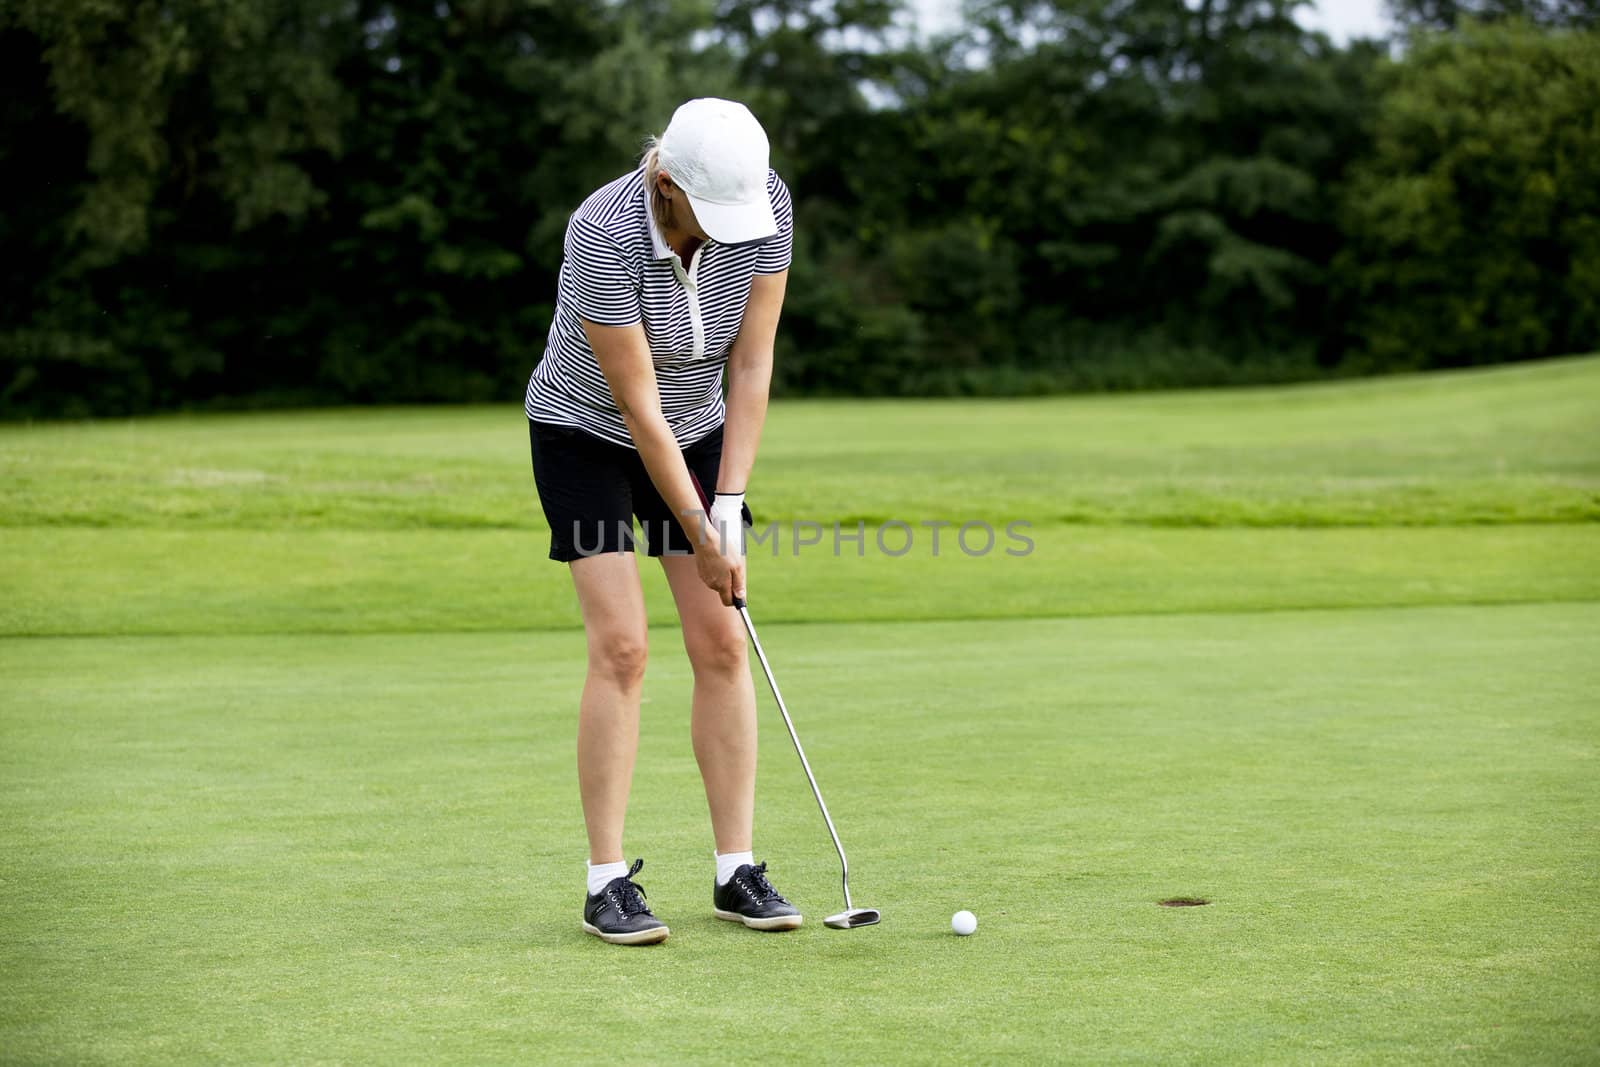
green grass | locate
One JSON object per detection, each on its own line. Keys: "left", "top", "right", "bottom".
{"left": 3, "top": 609, "right": 1596, "bottom": 1063}
{"left": 3, "top": 353, "right": 1597, "bottom": 533}
{"left": 3, "top": 355, "right": 1599, "bottom": 1063}
{"left": 1, "top": 524, "right": 1596, "bottom": 636}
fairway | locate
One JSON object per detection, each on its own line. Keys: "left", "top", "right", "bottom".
{"left": 3, "top": 358, "right": 1599, "bottom": 1063}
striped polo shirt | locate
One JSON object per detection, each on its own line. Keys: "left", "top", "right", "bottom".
{"left": 524, "top": 166, "right": 793, "bottom": 448}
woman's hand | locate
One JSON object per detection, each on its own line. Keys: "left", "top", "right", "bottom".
{"left": 708, "top": 492, "right": 747, "bottom": 556}
{"left": 694, "top": 523, "right": 746, "bottom": 606}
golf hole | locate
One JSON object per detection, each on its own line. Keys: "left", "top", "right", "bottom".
{"left": 1158, "top": 897, "right": 1210, "bottom": 907}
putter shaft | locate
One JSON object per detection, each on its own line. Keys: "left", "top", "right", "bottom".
{"left": 733, "top": 598, "right": 854, "bottom": 911}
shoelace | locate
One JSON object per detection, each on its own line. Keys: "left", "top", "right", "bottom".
{"left": 741, "top": 861, "right": 784, "bottom": 904}
{"left": 607, "top": 858, "right": 651, "bottom": 918}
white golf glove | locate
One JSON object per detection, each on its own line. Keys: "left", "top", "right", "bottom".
{"left": 709, "top": 492, "right": 747, "bottom": 557}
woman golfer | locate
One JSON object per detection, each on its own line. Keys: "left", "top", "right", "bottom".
{"left": 524, "top": 98, "right": 797, "bottom": 945}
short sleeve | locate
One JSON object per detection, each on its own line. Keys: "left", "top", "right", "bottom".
{"left": 565, "top": 215, "right": 641, "bottom": 326}
{"left": 754, "top": 171, "right": 793, "bottom": 275}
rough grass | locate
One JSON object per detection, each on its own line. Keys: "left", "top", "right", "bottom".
{"left": 2, "top": 355, "right": 1598, "bottom": 1063}
{"left": 2, "top": 354, "right": 1596, "bottom": 534}
{"left": 0, "top": 524, "right": 1596, "bottom": 636}
{"left": 1, "top": 355, "right": 1597, "bottom": 638}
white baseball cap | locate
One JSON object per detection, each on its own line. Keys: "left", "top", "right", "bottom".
{"left": 658, "top": 98, "right": 777, "bottom": 246}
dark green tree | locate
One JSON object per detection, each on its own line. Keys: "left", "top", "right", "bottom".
{"left": 879, "top": 0, "right": 1380, "bottom": 384}
{"left": 1, "top": 0, "right": 343, "bottom": 414}
{"left": 1335, "top": 20, "right": 1600, "bottom": 369}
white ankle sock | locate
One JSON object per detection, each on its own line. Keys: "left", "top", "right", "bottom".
{"left": 715, "top": 850, "right": 754, "bottom": 886}
{"left": 587, "top": 859, "right": 629, "bottom": 897}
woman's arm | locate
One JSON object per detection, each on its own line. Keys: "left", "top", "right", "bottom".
{"left": 582, "top": 318, "right": 744, "bottom": 603}
{"left": 718, "top": 269, "right": 788, "bottom": 495}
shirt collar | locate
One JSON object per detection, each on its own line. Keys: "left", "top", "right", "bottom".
{"left": 642, "top": 174, "right": 674, "bottom": 261}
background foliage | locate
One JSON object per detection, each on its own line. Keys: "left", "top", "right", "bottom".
{"left": 1, "top": 0, "right": 1596, "bottom": 416}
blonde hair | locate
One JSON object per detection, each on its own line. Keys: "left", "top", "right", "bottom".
{"left": 641, "top": 137, "right": 673, "bottom": 233}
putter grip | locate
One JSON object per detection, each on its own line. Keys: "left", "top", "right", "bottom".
{"left": 732, "top": 595, "right": 747, "bottom": 609}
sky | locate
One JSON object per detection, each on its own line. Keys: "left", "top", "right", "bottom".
{"left": 1296, "top": 0, "right": 1395, "bottom": 40}
{"left": 907, "top": 0, "right": 1395, "bottom": 42}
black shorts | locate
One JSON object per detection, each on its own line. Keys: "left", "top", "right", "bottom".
{"left": 528, "top": 420, "right": 723, "bottom": 562}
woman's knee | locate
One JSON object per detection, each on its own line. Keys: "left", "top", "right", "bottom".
{"left": 686, "top": 622, "right": 747, "bottom": 677}
{"left": 588, "top": 631, "right": 648, "bottom": 688}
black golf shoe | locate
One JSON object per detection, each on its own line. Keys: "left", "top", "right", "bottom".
{"left": 583, "top": 858, "right": 669, "bottom": 945}
{"left": 713, "top": 861, "right": 803, "bottom": 931}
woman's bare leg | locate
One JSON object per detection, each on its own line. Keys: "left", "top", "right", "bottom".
{"left": 570, "top": 553, "right": 650, "bottom": 864}
{"left": 659, "top": 553, "right": 757, "bottom": 854}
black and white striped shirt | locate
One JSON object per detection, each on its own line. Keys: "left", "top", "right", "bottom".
{"left": 524, "top": 166, "right": 793, "bottom": 448}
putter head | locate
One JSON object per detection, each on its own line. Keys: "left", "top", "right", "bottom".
{"left": 824, "top": 907, "right": 881, "bottom": 929}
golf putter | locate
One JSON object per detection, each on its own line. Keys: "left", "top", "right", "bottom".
{"left": 733, "top": 595, "right": 880, "bottom": 929}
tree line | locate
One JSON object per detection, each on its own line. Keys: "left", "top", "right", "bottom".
{"left": 1, "top": 0, "right": 1596, "bottom": 417}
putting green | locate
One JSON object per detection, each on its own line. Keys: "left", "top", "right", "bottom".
{"left": 2, "top": 606, "right": 1596, "bottom": 1063}
{"left": 2, "top": 356, "right": 1597, "bottom": 1061}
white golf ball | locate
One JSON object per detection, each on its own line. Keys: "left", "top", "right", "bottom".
{"left": 951, "top": 910, "right": 977, "bottom": 936}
